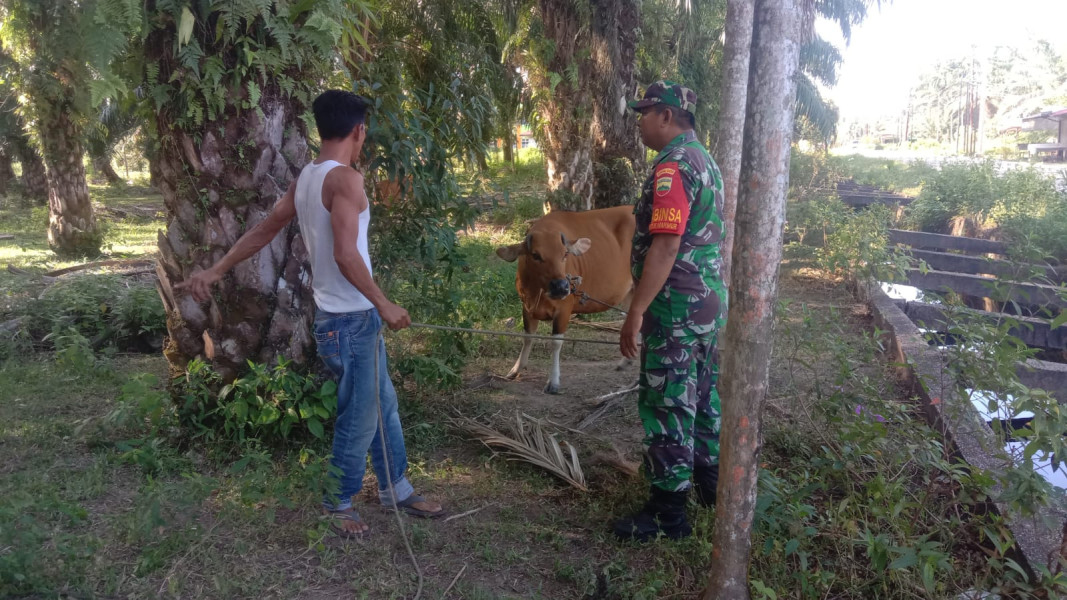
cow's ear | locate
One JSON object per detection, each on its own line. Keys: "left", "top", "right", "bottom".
{"left": 496, "top": 243, "right": 523, "bottom": 262}
{"left": 568, "top": 237, "right": 592, "bottom": 256}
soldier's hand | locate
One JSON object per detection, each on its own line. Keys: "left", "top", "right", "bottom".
{"left": 176, "top": 268, "right": 222, "bottom": 303}
{"left": 620, "top": 312, "right": 642, "bottom": 359}
{"left": 379, "top": 301, "right": 411, "bottom": 331}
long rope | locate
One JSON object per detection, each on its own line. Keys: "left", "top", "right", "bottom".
{"left": 374, "top": 328, "right": 424, "bottom": 600}
{"left": 373, "top": 319, "right": 632, "bottom": 599}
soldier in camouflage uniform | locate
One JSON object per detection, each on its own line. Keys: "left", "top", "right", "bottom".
{"left": 614, "top": 81, "right": 727, "bottom": 542}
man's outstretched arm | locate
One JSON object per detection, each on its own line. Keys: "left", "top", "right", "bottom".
{"left": 177, "top": 182, "right": 297, "bottom": 302}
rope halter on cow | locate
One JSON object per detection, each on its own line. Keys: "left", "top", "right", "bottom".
{"left": 559, "top": 234, "right": 628, "bottom": 315}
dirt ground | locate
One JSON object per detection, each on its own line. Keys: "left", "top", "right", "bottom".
{"left": 288, "top": 262, "right": 875, "bottom": 599}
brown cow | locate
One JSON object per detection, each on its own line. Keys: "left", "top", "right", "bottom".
{"left": 495, "top": 205, "right": 636, "bottom": 393}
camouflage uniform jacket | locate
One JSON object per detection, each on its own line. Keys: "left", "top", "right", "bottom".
{"left": 632, "top": 130, "right": 726, "bottom": 341}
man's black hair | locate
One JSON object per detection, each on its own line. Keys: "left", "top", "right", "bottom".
{"left": 667, "top": 106, "right": 696, "bottom": 130}
{"left": 648, "top": 105, "right": 696, "bottom": 130}
{"left": 312, "top": 90, "right": 370, "bottom": 141}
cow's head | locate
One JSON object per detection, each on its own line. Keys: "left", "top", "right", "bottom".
{"left": 496, "top": 230, "right": 592, "bottom": 300}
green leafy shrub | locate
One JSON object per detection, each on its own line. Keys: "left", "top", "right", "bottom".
{"left": 819, "top": 205, "right": 910, "bottom": 282}
{"left": 22, "top": 274, "right": 165, "bottom": 351}
{"left": 751, "top": 303, "right": 1067, "bottom": 598}
{"left": 173, "top": 358, "right": 337, "bottom": 446}
{"left": 906, "top": 161, "right": 999, "bottom": 233}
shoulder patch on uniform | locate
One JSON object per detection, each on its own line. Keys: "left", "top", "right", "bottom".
{"left": 655, "top": 162, "right": 680, "bottom": 197}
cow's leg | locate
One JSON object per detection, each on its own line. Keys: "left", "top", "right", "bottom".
{"left": 506, "top": 311, "right": 537, "bottom": 380}
{"left": 545, "top": 312, "right": 569, "bottom": 394}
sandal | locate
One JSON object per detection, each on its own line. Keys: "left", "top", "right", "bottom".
{"left": 324, "top": 508, "right": 368, "bottom": 538}
{"left": 382, "top": 494, "right": 446, "bottom": 519}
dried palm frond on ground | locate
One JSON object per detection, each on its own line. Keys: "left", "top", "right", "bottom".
{"left": 452, "top": 412, "right": 588, "bottom": 491}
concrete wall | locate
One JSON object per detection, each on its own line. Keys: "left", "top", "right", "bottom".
{"left": 858, "top": 282, "right": 1067, "bottom": 576}
{"left": 905, "top": 269, "right": 1067, "bottom": 310}
{"left": 889, "top": 229, "right": 1006, "bottom": 255}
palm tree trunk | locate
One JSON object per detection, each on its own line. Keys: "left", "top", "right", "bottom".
{"left": 92, "top": 154, "right": 122, "bottom": 185}
{"left": 703, "top": 0, "right": 802, "bottom": 597}
{"left": 15, "top": 143, "right": 49, "bottom": 205}
{"left": 536, "top": 0, "right": 594, "bottom": 212}
{"left": 39, "top": 110, "right": 100, "bottom": 258}
{"left": 147, "top": 30, "right": 314, "bottom": 377}
{"left": 588, "top": 0, "right": 642, "bottom": 210}
{"left": 589, "top": 0, "right": 642, "bottom": 159}
{"left": 502, "top": 130, "right": 515, "bottom": 163}
{"left": 151, "top": 99, "right": 314, "bottom": 378}
{"left": 0, "top": 151, "right": 13, "bottom": 197}
{"left": 714, "top": 0, "right": 755, "bottom": 286}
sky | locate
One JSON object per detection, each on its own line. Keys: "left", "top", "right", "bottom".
{"left": 819, "top": 0, "right": 1067, "bottom": 122}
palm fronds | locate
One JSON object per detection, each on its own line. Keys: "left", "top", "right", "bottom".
{"left": 453, "top": 412, "right": 588, "bottom": 491}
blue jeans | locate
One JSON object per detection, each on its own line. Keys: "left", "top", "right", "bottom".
{"left": 313, "top": 308, "right": 414, "bottom": 511}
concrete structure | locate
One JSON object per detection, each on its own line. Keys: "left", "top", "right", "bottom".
{"left": 859, "top": 282, "right": 1067, "bottom": 577}
{"left": 904, "top": 269, "right": 1067, "bottom": 310}
{"left": 907, "top": 249, "right": 1067, "bottom": 284}
{"left": 889, "top": 229, "right": 1007, "bottom": 255}
{"left": 898, "top": 299, "right": 1067, "bottom": 352}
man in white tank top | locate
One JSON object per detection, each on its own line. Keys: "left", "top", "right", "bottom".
{"left": 179, "top": 90, "right": 444, "bottom": 537}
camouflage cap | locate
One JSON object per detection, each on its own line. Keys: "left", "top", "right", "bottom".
{"left": 628, "top": 80, "right": 698, "bottom": 114}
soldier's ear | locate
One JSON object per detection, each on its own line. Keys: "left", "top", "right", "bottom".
{"left": 496, "top": 243, "right": 523, "bottom": 262}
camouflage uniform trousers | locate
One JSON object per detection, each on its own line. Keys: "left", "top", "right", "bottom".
{"left": 638, "top": 307, "right": 723, "bottom": 493}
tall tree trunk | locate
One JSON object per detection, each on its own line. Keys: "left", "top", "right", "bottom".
{"left": 589, "top": 0, "right": 642, "bottom": 209}
{"left": 39, "top": 110, "right": 100, "bottom": 258}
{"left": 502, "top": 132, "right": 515, "bottom": 163}
{"left": 713, "top": 0, "right": 755, "bottom": 285}
{"left": 535, "top": 0, "right": 595, "bottom": 212}
{"left": 0, "top": 151, "right": 13, "bottom": 197}
{"left": 92, "top": 154, "right": 123, "bottom": 185}
{"left": 14, "top": 143, "right": 48, "bottom": 205}
{"left": 147, "top": 24, "right": 314, "bottom": 378}
{"left": 151, "top": 103, "right": 314, "bottom": 378}
{"left": 703, "top": 1, "right": 802, "bottom": 598}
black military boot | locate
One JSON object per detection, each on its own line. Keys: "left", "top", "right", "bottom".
{"left": 612, "top": 486, "right": 692, "bottom": 542}
{"left": 693, "top": 464, "right": 719, "bottom": 507}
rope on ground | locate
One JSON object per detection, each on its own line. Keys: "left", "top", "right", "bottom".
{"left": 374, "top": 329, "right": 424, "bottom": 600}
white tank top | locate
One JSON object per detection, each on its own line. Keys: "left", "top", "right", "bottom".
{"left": 294, "top": 160, "right": 374, "bottom": 313}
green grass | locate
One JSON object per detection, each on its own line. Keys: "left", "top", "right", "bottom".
{"left": 0, "top": 182, "right": 163, "bottom": 273}
{"left": 0, "top": 159, "right": 1053, "bottom": 599}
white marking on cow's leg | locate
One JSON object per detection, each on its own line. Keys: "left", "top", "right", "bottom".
{"left": 544, "top": 334, "right": 563, "bottom": 395}
{"left": 507, "top": 313, "right": 536, "bottom": 380}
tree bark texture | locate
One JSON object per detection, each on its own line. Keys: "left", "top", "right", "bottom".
{"left": 589, "top": 0, "right": 642, "bottom": 167}
{"left": 502, "top": 130, "right": 515, "bottom": 163}
{"left": 151, "top": 100, "right": 314, "bottom": 378}
{"left": 589, "top": 0, "right": 643, "bottom": 209}
{"left": 704, "top": 1, "right": 802, "bottom": 598}
{"left": 147, "top": 30, "right": 314, "bottom": 378}
{"left": 92, "top": 154, "right": 123, "bottom": 185}
{"left": 713, "top": 0, "right": 755, "bottom": 286}
{"left": 40, "top": 109, "right": 100, "bottom": 258}
{"left": 535, "top": 0, "right": 595, "bottom": 211}
{"left": 16, "top": 142, "right": 49, "bottom": 205}
{"left": 0, "top": 150, "right": 13, "bottom": 197}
